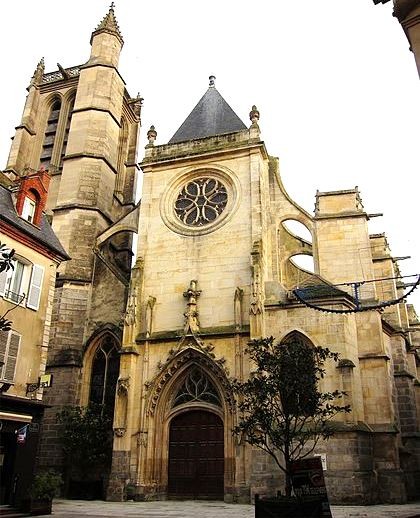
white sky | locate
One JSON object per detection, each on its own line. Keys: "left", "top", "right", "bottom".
{"left": 1, "top": 1, "right": 419, "bottom": 311}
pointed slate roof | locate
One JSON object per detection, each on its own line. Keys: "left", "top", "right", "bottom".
{"left": 91, "top": 3, "right": 124, "bottom": 46}
{"left": 0, "top": 185, "right": 70, "bottom": 261}
{"left": 168, "top": 77, "right": 247, "bottom": 144}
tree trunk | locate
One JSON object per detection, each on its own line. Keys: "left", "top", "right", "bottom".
{"left": 284, "top": 422, "right": 292, "bottom": 497}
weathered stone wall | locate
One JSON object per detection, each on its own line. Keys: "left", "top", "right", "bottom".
{"left": 107, "top": 450, "right": 131, "bottom": 501}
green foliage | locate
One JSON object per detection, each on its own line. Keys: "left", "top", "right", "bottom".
{"left": 232, "top": 336, "right": 350, "bottom": 495}
{"left": 56, "top": 404, "right": 113, "bottom": 475}
{"left": 0, "top": 241, "right": 15, "bottom": 331}
{"left": 30, "top": 470, "right": 62, "bottom": 500}
{"left": 0, "top": 241, "right": 15, "bottom": 273}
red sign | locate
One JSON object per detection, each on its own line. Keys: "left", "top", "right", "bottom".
{"left": 16, "top": 424, "right": 28, "bottom": 445}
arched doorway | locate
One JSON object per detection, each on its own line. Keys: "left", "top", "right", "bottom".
{"left": 168, "top": 410, "right": 224, "bottom": 500}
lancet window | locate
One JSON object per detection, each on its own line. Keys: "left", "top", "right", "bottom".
{"left": 89, "top": 335, "right": 120, "bottom": 415}
{"left": 40, "top": 99, "right": 61, "bottom": 171}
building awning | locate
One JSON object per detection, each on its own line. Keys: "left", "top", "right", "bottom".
{"left": 0, "top": 411, "right": 33, "bottom": 423}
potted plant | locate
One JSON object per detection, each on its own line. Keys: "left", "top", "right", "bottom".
{"left": 24, "top": 470, "right": 62, "bottom": 515}
{"left": 232, "top": 336, "right": 351, "bottom": 518}
{"left": 56, "top": 404, "right": 112, "bottom": 499}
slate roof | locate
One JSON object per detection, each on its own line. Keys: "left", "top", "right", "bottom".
{"left": 0, "top": 185, "right": 70, "bottom": 260}
{"left": 294, "top": 284, "right": 352, "bottom": 300}
{"left": 168, "top": 85, "right": 247, "bottom": 144}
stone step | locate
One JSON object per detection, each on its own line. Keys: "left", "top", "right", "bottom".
{"left": 0, "top": 504, "right": 30, "bottom": 517}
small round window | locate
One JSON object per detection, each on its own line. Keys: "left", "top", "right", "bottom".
{"left": 174, "top": 177, "right": 228, "bottom": 227}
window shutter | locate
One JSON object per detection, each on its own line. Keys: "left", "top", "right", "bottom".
{"left": 26, "top": 264, "right": 44, "bottom": 310}
{"left": 4, "top": 332, "right": 20, "bottom": 381}
{"left": 0, "top": 330, "right": 8, "bottom": 378}
{"left": 0, "top": 269, "right": 7, "bottom": 296}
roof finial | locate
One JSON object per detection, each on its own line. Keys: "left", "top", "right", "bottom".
{"left": 209, "top": 75, "right": 216, "bottom": 88}
{"left": 249, "top": 105, "right": 260, "bottom": 138}
{"left": 146, "top": 125, "right": 157, "bottom": 147}
{"left": 249, "top": 105, "right": 260, "bottom": 126}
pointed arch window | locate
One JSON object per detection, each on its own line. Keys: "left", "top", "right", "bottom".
{"left": 279, "top": 332, "right": 318, "bottom": 416}
{"left": 89, "top": 335, "right": 120, "bottom": 415}
{"left": 114, "top": 117, "right": 128, "bottom": 198}
{"left": 173, "top": 367, "right": 221, "bottom": 407}
{"left": 40, "top": 99, "right": 61, "bottom": 171}
{"left": 59, "top": 95, "right": 75, "bottom": 169}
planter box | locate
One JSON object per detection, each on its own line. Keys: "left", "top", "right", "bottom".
{"left": 68, "top": 479, "right": 103, "bottom": 500}
{"left": 22, "top": 498, "right": 52, "bottom": 516}
{"left": 255, "top": 494, "right": 324, "bottom": 518}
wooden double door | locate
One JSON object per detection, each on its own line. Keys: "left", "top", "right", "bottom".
{"left": 168, "top": 410, "right": 224, "bottom": 499}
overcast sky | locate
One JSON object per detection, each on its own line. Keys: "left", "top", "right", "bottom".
{"left": 1, "top": 1, "right": 419, "bottom": 311}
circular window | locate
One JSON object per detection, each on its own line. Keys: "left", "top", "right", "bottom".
{"left": 161, "top": 167, "right": 240, "bottom": 236}
{"left": 174, "top": 177, "right": 228, "bottom": 227}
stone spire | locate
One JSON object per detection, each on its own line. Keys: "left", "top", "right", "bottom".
{"left": 29, "top": 57, "right": 45, "bottom": 88}
{"left": 90, "top": 2, "right": 124, "bottom": 46}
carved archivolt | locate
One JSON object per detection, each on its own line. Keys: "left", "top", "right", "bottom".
{"left": 145, "top": 347, "right": 235, "bottom": 416}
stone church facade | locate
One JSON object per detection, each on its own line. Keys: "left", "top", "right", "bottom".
{"left": 3, "top": 5, "right": 420, "bottom": 505}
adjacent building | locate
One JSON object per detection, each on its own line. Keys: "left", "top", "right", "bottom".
{"left": 0, "top": 168, "right": 69, "bottom": 507}
{"left": 374, "top": 0, "right": 420, "bottom": 77}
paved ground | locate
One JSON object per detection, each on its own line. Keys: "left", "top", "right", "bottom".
{"left": 35, "top": 499, "right": 420, "bottom": 518}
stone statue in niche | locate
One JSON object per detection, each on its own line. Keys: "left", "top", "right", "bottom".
{"left": 250, "top": 241, "right": 263, "bottom": 316}
{"left": 234, "top": 287, "right": 244, "bottom": 331}
{"left": 183, "top": 280, "right": 201, "bottom": 334}
{"left": 114, "top": 376, "right": 130, "bottom": 437}
{"left": 145, "top": 296, "right": 156, "bottom": 338}
{"left": 124, "top": 256, "right": 144, "bottom": 345}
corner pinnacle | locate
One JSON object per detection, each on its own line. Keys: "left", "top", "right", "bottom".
{"left": 29, "top": 57, "right": 45, "bottom": 88}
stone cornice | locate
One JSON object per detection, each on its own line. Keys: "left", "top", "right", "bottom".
{"left": 52, "top": 203, "right": 113, "bottom": 225}
{"left": 141, "top": 131, "right": 268, "bottom": 168}
{"left": 71, "top": 106, "right": 121, "bottom": 129}
{"left": 393, "top": 0, "right": 420, "bottom": 21}
{"left": 136, "top": 325, "right": 250, "bottom": 344}
{"left": 358, "top": 353, "right": 390, "bottom": 361}
{"left": 62, "top": 152, "right": 118, "bottom": 175}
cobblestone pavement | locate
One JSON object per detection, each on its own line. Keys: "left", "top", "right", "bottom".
{"left": 36, "top": 499, "right": 420, "bottom": 518}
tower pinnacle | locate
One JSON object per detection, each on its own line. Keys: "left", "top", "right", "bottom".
{"left": 29, "top": 57, "right": 45, "bottom": 88}
{"left": 90, "top": 2, "right": 124, "bottom": 46}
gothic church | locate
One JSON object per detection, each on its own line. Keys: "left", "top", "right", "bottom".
{"left": 2, "top": 5, "right": 420, "bottom": 505}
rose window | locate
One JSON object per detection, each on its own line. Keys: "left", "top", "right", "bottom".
{"left": 174, "top": 177, "right": 228, "bottom": 226}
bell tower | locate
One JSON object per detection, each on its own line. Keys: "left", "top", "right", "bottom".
{"left": 6, "top": 5, "right": 143, "bottom": 477}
